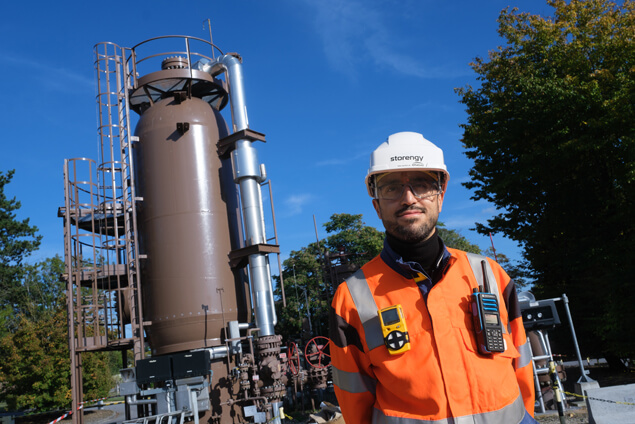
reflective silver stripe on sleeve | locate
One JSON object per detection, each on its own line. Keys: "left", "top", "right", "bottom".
{"left": 332, "top": 365, "right": 377, "bottom": 395}
{"left": 346, "top": 269, "right": 384, "bottom": 351}
{"left": 371, "top": 394, "right": 526, "bottom": 424}
{"left": 515, "top": 339, "right": 533, "bottom": 369}
{"left": 466, "top": 253, "right": 508, "bottom": 334}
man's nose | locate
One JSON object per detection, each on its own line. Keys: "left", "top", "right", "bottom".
{"left": 400, "top": 184, "right": 418, "bottom": 203}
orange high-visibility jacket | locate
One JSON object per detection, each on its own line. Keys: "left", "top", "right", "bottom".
{"left": 330, "top": 246, "right": 535, "bottom": 424}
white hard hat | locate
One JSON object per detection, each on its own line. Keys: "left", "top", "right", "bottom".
{"left": 365, "top": 131, "right": 450, "bottom": 197}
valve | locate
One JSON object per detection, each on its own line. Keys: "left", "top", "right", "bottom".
{"left": 288, "top": 342, "right": 301, "bottom": 375}
{"left": 304, "top": 336, "right": 331, "bottom": 369}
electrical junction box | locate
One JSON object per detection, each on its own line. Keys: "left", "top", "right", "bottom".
{"left": 519, "top": 298, "right": 561, "bottom": 331}
{"left": 136, "top": 356, "right": 172, "bottom": 385}
{"left": 171, "top": 350, "right": 211, "bottom": 380}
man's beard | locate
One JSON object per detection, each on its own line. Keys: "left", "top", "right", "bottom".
{"left": 384, "top": 205, "right": 438, "bottom": 244}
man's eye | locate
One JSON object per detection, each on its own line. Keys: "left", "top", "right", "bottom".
{"left": 384, "top": 184, "right": 400, "bottom": 193}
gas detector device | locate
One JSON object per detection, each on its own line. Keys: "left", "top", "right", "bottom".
{"left": 471, "top": 260, "right": 505, "bottom": 354}
{"left": 378, "top": 304, "right": 411, "bottom": 355}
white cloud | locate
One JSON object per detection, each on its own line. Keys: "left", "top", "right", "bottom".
{"left": 282, "top": 193, "right": 314, "bottom": 216}
{"left": 315, "top": 158, "right": 348, "bottom": 167}
{"left": 441, "top": 215, "right": 478, "bottom": 232}
{"left": 480, "top": 206, "right": 497, "bottom": 215}
{"left": 2, "top": 51, "right": 93, "bottom": 93}
{"left": 315, "top": 149, "right": 367, "bottom": 167}
{"left": 300, "top": 0, "right": 464, "bottom": 79}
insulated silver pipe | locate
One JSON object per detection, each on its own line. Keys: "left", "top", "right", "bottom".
{"left": 125, "top": 395, "right": 157, "bottom": 406}
{"left": 203, "top": 54, "right": 277, "bottom": 336}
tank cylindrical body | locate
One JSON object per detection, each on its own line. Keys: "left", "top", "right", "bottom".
{"left": 134, "top": 95, "right": 246, "bottom": 355}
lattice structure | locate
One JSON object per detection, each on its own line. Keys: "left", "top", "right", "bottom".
{"left": 60, "top": 42, "right": 145, "bottom": 424}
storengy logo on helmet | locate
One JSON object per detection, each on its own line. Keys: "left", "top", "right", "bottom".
{"left": 390, "top": 155, "right": 425, "bottom": 163}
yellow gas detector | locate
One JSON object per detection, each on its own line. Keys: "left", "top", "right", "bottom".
{"left": 378, "top": 304, "right": 411, "bottom": 354}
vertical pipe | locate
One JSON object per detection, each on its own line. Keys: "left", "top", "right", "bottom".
{"left": 216, "top": 54, "right": 277, "bottom": 336}
{"left": 267, "top": 182, "right": 286, "bottom": 307}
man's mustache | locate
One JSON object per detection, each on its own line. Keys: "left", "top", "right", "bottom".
{"left": 396, "top": 205, "right": 426, "bottom": 216}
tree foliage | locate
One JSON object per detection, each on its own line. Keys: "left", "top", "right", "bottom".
{"left": 19, "top": 256, "right": 65, "bottom": 321}
{"left": 0, "top": 308, "right": 117, "bottom": 411}
{"left": 0, "top": 169, "right": 43, "bottom": 331}
{"left": 456, "top": 0, "right": 635, "bottom": 358}
{"left": 0, "top": 255, "right": 120, "bottom": 412}
{"left": 0, "top": 309, "right": 70, "bottom": 411}
{"left": 483, "top": 247, "right": 529, "bottom": 289}
{"left": 437, "top": 222, "right": 481, "bottom": 254}
{"left": 0, "top": 172, "right": 119, "bottom": 411}
{"left": 274, "top": 214, "right": 384, "bottom": 342}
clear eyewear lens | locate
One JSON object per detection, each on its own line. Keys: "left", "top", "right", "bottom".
{"left": 378, "top": 183, "right": 439, "bottom": 200}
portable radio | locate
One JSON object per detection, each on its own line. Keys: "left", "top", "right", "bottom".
{"left": 471, "top": 260, "right": 505, "bottom": 354}
{"left": 378, "top": 304, "right": 411, "bottom": 355}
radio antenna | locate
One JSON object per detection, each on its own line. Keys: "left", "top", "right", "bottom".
{"left": 480, "top": 260, "right": 491, "bottom": 293}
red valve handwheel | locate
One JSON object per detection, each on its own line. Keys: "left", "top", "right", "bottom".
{"left": 288, "top": 342, "right": 300, "bottom": 375}
{"left": 304, "top": 336, "right": 331, "bottom": 369}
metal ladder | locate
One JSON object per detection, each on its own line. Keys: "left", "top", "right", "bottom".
{"left": 528, "top": 330, "right": 567, "bottom": 414}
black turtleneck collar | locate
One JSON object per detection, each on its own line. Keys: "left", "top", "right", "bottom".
{"left": 385, "top": 228, "right": 442, "bottom": 276}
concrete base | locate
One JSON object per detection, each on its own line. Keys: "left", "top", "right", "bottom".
{"left": 575, "top": 380, "right": 600, "bottom": 396}
{"left": 586, "top": 383, "right": 635, "bottom": 424}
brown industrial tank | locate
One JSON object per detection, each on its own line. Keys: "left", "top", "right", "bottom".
{"left": 134, "top": 94, "right": 247, "bottom": 355}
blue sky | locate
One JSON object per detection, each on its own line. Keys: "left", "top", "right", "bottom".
{"left": 1, "top": 0, "right": 554, "bottom": 269}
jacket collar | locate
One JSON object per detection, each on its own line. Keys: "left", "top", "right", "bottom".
{"left": 380, "top": 236, "right": 453, "bottom": 284}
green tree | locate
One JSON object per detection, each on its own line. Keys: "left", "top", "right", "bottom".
{"left": 0, "top": 255, "right": 119, "bottom": 412}
{"left": 19, "top": 255, "right": 65, "bottom": 322}
{"left": 439, "top": 224, "right": 529, "bottom": 286}
{"left": 276, "top": 244, "right": 324, "bottom": 342}
{"left": 323, "top": 213, "right": 384, "bottom": 266}
{"left": 456, "top": 0, "right": 635, "bottom": 359}
{"left": 437, "top": 222, "right": 481, "bottom": 254}
{"left": 0, "top": 309, "right": 70, "bottom": 411}
{"left": 275, "top": 214, "right": 384, "bottom": 341}
{"left": 0, "top": 169, "right": 43, "bottom": 333}
{"left": 0, "top": 307, "right": 116, "bottom": 411}
{"left": 0, "top": 171, "right": 118, "bottom": 411}
{"left": 483, "top": 247, "right": 529, "bottom": 289}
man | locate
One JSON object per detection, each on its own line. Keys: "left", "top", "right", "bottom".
{"left": 329, "top": 132, "right": 537, "bottom": 423}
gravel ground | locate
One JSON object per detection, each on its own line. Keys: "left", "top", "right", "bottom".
{"left": 535, "top": 406, "right": 588, "bottom": 424}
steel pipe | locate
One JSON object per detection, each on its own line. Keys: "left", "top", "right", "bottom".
{"left": 204, "top": 54, "right": 277, "bottom": 336}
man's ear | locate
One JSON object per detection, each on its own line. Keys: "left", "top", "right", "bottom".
{"left": 437, "top": 191, "right": 445, "bottom": 213}
{"left": 372, "top": 198, "right": 382, "bottom": 219}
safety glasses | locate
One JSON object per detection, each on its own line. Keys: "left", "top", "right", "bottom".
{"left": 376, "top": 178, "right": 440, "bottom": 201}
